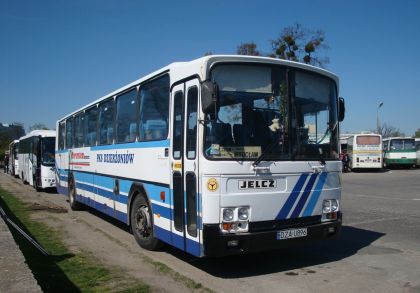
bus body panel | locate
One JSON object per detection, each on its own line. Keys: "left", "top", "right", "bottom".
{"left": 55, "top": 55, "right": 343, "bottom": 257}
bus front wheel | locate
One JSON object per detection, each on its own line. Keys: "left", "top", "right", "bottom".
{"left": 130, "top": 195, "right": 162, "bottom": 251}
{"left": 68, "top": 178, "right": 82, "bottom": 210}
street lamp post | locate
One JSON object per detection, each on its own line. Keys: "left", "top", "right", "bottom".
{"left": 376, "top": 102, "right": 384, "bottom": 134}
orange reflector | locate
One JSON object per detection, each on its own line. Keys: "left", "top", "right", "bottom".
{"left": 326, "top": 212, "right": 337, "bottom": 220}
{"left": 160, "top": 191, "right": 165, "bottom": 201}
{"left": 222, "top": 223, "right": 233, "bottom": 231}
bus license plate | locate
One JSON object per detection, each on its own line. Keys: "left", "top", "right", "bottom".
{"left": 277, "top": 228, "right": 307, "bottom": 240}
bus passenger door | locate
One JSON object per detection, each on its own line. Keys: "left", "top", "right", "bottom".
{"left": 183, "top": 80, "right": 201, "bottom": 256}
{"left": 169, "top": 80, "right": 201, "bottom": 256}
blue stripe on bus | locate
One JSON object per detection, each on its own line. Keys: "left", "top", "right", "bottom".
{"left": 276, "top": 174, "right": 309, "bottom": 219}
{"left": 151, "top": 203, "right": 171, "bottom": 219}
{"left": 90, "top": 139, "right": 170, "bottom": 151}
{"left": 290, "top": 173, "right": 318, "bottom": 218}
{"left": 302, "top": 172, "right": 328, "bottom": 217}
{"left": 154, "top": 226, "right": 201, "bottom": 257}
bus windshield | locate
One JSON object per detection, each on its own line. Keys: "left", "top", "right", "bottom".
{"left": 41, "top": 137, "right": 55, "bottom": 166}
{"left": 390, "top": 139, "right": 415, "bottom": 151}
{"left": 205, "top": 64, "right": 339, "bottom": 161}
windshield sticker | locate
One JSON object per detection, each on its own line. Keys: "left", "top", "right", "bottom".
{"left": 219, "top": 146, "right": 261, "bottom": 159}
{"left": 209, "top": 144, "right": 220, "bottom": 155}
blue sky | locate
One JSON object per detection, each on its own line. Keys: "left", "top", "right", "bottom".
{"left": 1, "top": 0, "right": 419, "bottom": 135}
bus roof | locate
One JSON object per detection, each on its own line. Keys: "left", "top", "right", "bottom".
{"left": 57, "top": 55, "right": 340, "bottom": 122}
{"left": 19, "top": 130, "right": 56, "bottom": 141}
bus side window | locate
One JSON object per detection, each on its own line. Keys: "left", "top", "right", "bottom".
{"left": 66, "top": 118, "right": 73, "bottom": 149}
{"left": 116, "top": 89, "right": 137, "bottom": 143}
{"left": 139, "top": 75, "right": 169, "bottom": 141}
{"left": 58, "top": 122, "right": 65, "bottom": 150}
{"left": 98, "top": 99, "right": 115, "bottom": 145}
{"left": 74, "top": 113, "right": 85, "bottom": 148}
{"left": 84, "top": 106, "right": 98, "bottom": 147}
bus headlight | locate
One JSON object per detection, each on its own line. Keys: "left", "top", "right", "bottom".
{"left": 223, "top": 208, "right": 234, "bottom": 221}
{"left": 322, "top": 200, "right": 331, "bottom": 213}
{"left": 322, "top": 199, "right": 339, "bottom": 213}
{"left": 238, "top": 207, "right": 249, "bottom": 220}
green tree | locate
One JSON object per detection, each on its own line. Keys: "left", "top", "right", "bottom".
{"left": 271, "top": 23, "right": 329, "bottom": 67}
{"left": 237, "top": 42, "right": 261, "bottom": 56}
{"left": 414, "top": 128, "right": 420, "bottom": 138}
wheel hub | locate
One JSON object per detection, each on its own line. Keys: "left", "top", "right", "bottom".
{"left": 135, "top": 206, "right": 151, "bottom": 238}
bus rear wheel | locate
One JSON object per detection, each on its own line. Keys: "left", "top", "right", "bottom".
{"left": 130, "top": 195, "right": 162, "bottom": 251}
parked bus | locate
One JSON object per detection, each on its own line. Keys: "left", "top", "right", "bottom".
{"left": 347, "top": 134, "right": 382, "bottom": 170}
{"left": 8, "top": 140, "right": 19, "bottom": 177}
{"left": 415, "top": 138, "right": 420, "bottom": 167}
{"left": 382, "top": 137, "right": 416, "bottom": 168}
{"left": 55, "top": 55, "right": 345, "bottom": 257}
{"left": 18, "top": 130, "right": 56, "bottom": 190}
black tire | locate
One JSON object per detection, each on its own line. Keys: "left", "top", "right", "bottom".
{"left": 130, "top": 195, "right": 163, "bottom": 251}
{"left": 68, "top": 177, "right": 82, "bottom": 210}
{"left": 33, "top": 176, "right": 41, "bottom": 192}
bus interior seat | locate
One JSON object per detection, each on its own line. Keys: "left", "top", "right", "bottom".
{"left": 233, "top": 124, "right": 250, "bottom": 146}
{"left": 211, "top": 122, "right": 233, "bottom": 145}
{"left": 107, "top": 127, "right": 114, "bottom": 144}
{"left": 129, "top": 123, "right": 137, "bottom": 141}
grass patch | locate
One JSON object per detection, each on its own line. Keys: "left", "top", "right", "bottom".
{"left": 0, "top": 186, "right": 150, "bottom": 293}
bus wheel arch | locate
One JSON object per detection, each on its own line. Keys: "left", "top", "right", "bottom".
{"left": 128, "top": 183, "right": 162, "bottom": 250}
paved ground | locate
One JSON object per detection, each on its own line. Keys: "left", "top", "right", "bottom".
{"left": 0, "top": 206, "right": 42, "bottom": 293}
{"left": 0, "top": 168, "right": 420, "bottom": 293}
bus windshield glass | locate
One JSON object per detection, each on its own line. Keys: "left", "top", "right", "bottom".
{"left": 356, "top": 136, "right": 380, "bottom": 145}
{"left": 206, "top": 64, "right": 339, "bottom": 161}
{"left": 41, "top": 137, "right": 55, "bottom": 166}
{"left": 390, "top": 139, "right": 415, "bottom": 151}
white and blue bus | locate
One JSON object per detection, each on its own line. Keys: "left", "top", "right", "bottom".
{"left": 55, "top": 55, "right": 345, "bottom": 257}
{"left": 18, "top": 130, "right": 56, "bottom": 190}
{"left": 8, "top": 140, "right": 19, "bottom": 177}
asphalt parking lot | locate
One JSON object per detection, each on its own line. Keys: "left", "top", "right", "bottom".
{"left": 1, "top": 168, "right": 420, "bottom": 293}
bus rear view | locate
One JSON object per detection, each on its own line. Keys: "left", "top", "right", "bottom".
{"left": 347, "top": 134, "right": 382, "bottom": 170}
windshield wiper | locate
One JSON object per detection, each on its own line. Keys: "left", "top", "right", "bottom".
{"left": 252, "top": 140, "right": 279, "bottom": 167}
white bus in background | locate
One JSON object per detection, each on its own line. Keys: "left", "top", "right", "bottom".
{"left": 18, "top": 130, "right": 56, "bottom": 190}
{"left": 382, "top": 137, "right": 416, "bottom": 168}
{"left": 55, "top": 55, "right": 345, "bottom": 257}
{"left": 8, "top": 140, "right": 19, "bottom": 177}
{"left": 415, "top": 138, "right": 420, "bottom": 167}
{"left": 347, "top": 133, "right": 382, "bottom": 170}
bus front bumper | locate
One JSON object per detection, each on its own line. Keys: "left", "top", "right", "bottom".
{"left": 203, "top": 214, "right": 342, "bottom": 257}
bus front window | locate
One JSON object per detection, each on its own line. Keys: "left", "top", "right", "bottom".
{"left": 292, "top": 71, "right": 339, "bottom": 160}
{"left": 41, "top": 137, "right": 55, "bottom": 166}
{"left": 206, "top": 65, "right": 289, "bottom": 160}
{"left": 206, "top": 64, "right": 339, "bottom": 161}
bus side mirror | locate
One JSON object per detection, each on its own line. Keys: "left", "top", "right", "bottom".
{"left": 201, "top": 81, "right": 219, "bottom": 119}
{"left": 338, "top": 97, "right": 345, "bottom": 122}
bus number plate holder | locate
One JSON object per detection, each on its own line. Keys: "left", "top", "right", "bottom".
{"left": 276, "top": 228, "right": 307, "bottom": 240}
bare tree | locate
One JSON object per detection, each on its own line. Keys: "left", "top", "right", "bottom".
{"left": 237, "top": 42, "right": 261, "bottom": 56}
{"left": 379, "top": 123, "right": 405, "bottom": 138}
{"left": 28, "top": 123, "right": 49, "bottom": 132}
